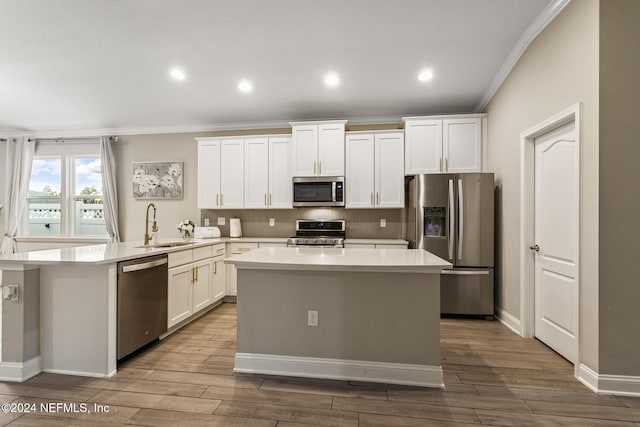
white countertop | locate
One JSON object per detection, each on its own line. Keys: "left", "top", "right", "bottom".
{"left": 0, "top": 237, "right": 410, "bottom": 267}
{"left": 225, "top": 247, "right": 451, "bottom": 273}
{"left": 343, "top": 239, "right": 408, "bottom": 245}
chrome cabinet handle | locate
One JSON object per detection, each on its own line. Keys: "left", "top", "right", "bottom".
{"left": 220, "top": 194, "right": 223, "bottom": 206}
{"left": 376, "top": 192, "right": 379, "bottom": 206}
{"left": 264, "top": 194, "right": 267, "bottom": 206}
{"left": 445, "top": 158, "right": 449, "bottom": 172}
{"left": 269, "top": 193, "right": 272, "bottom": 206}
{"left": 319, "top": 161, "right": 322, "bottom": 175}
{"left": 216, "top": 194, "right": 219, "bottom": 207}
{"left": 313, "top": 161, "right": 317, "bottom": 175}
{"left": 439, "top": 158, "right": 442, "bottom": 172}
{"left": 530, "top": 245, "right": 540, "bottom": 252}
{"left": 370, "top": 192, "right": 374, "bottom": 206}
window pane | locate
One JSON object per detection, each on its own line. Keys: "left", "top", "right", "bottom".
{"left": 28, "top": 199, "right": 61, "bottom": 236}
{"left": 74, "top": 157, "right": 102, "bottom": 196}
{"left": 74, "top": 199, "right": 107, "bottom": 236}
{"left": 29, "top": 158, "right": 61, "bottom": 196}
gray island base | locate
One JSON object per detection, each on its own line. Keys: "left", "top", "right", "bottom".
{"left": 226, "top": 247, "right": 452, "bottom": 388}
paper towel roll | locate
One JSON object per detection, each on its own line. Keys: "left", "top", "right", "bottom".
{"left": 230, "top": 218, "right": 242, "bottom": 238}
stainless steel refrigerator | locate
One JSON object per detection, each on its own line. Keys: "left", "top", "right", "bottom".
{"left": 406, "top": 173, "right": 494, "bottom": 316}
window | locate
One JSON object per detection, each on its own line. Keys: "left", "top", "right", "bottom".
{"left": 27, "top": 142, "right": 107, "bottom": 237}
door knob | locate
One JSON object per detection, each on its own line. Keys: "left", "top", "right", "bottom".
{"left": 530, "top": 244, "right": 540, "bottom": 252}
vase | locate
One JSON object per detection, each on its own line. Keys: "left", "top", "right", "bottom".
{"left": 182, "top": 231, "right": 192, "bottom": 241}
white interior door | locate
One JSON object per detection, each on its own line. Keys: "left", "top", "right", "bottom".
{"left": 533, "top": 121, "right": 578, "bottom": 363}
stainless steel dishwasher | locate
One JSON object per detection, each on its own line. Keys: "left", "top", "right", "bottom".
{"left": 117, "top": 254, "right": 168, "bottom": 360}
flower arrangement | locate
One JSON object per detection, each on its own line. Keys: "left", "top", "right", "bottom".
{"left": 177, "top": 219, "right": 195, "bottom": 238}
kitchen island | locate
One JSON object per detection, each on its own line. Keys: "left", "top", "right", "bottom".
{"left": 226, "top": 247, "right": 451, "bottom": 387}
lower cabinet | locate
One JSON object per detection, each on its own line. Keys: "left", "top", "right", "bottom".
{"left": 167, "top": 244, "right": 226, "bottom": 329}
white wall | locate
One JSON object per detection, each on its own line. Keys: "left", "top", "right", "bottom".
{"left": 484, "top": 0, "right": 599, "bottom": 369}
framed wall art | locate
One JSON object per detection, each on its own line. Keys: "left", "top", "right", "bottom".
{"left": 133, "top": 161, "right": 183, "bottom": 199}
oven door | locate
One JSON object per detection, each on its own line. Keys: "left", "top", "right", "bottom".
{"left": 292, "top": 177, "right": 344, "bottom": 207}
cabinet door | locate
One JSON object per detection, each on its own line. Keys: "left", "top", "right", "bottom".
{"left": 375, "top": 132, "right": 405, "bottom": 208}
{"left": 192, "top": 259, "right": 212, "bottom": 314}
{"left": 197, "top": 140, "right": 221, "bottom": 209}
{"left": 345, "top": 134, "right": 375, "bottom": 208}
{"left": 405, "top": 119, "right": 442, "bottom": 174}
{"left": 268, "top": 137, "right": 292, "bottom": 208}
{"left": 168, "top": 264, "right": 193, "bottom": 328}
{"left": 244, "top": 137, "right": 269, "bottom": 208}
{"left": 443, "top": 118, "right": 481, "bottom": 173}
{"left": 220, "top": 139, "right": 245, "bottom": 208}
{"left": 226, "top": 263, "right": 237, "bottom": 296}
{"left": 211, "top": 257, "right": 226, "bottom": 302}
{"left": 291, "top": 124, "right": 318, "bottom": 177}
{"left": 318, "top": 122, "right": 345, "bottom": 176}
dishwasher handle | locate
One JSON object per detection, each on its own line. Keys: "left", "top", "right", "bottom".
{"left": 122, "top": 257, "right": 168, "bottom": 273}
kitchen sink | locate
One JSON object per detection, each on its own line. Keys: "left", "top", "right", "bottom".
{"left": 136, "top": 241, "right": 194, "bottom": 248}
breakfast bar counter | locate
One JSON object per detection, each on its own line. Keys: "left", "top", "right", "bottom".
{"left": 226, "top": 247, "right": 451, "bottom": 387}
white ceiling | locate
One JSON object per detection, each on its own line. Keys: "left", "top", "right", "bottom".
{"left": 0, "top": 0, "right": 560, "bottom": 136}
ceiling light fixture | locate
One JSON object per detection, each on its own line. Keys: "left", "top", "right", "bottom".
{"left": 418, "top": 69, "right": 434, "bottom": 82}
{"left": 324, "top": 71, "right": 340, "bottom": 88}
{"left": 237, "top": 79, "right": 253, "bottom": 93}
{"left": 169, "top": 68, "right": 186, "bottom": 81}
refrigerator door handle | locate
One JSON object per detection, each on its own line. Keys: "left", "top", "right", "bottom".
{"left": 448, "top": 179, "right": 454, "bottom": 260}
{"left": 458, "top": 178, "right": 464, "bottom": 260}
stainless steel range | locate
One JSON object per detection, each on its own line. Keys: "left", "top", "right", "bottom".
{"left": 286, "top": 220, "right": 345, "bottom": 248}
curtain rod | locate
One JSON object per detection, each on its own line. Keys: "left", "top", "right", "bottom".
{"left": 27, "top": 135, "right": 118, "bottom": 143}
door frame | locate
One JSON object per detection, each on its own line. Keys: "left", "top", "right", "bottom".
{"left": 519, "top": 103, "right": 581, "bottom": 369}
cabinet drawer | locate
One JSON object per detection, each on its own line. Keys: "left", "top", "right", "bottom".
{"left": 168, "top": 249, "right": 193, "bottom": 268}
{"left": 211, "top": 244, "right": 226, "bottom": 257}
{"left": 229, "top": 242, "right": 259, "bottom": 254}
{"left": 192, "top": 246, "right": 213, "bottom": 262}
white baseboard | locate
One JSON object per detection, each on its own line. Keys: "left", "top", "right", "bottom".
{"left": 234, "top": 353, "right": 444, "bottom": 388}
{"left": 495, "top": 307, "right": 522, "bottom": 336}
{"left": 578, "top": 363, "right": 640, "bottom": 396}
{"left": 0, "top": 356, "right": 42, "bottom": 382}
{"left": 41, "top": 368, "right": 110, "bottom": 378}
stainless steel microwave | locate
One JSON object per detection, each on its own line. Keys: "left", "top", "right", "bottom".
{"left": 292, "top": 176, "right": 345, "bottom": 207}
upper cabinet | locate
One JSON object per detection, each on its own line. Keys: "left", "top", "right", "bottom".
{"left": 245, "top": 136, "right": 291, "bottom": 209}
{"left": 196, "top": 137, "right": 244, "bottom": 209}
{"left": 290, "top": 120, "right": 347, "bottom": 177}
{"left": 404, "top": 115, "right": 482, "bottom": 175}
{"left": 346, "top": 131, "right": 404, "bottom": 208}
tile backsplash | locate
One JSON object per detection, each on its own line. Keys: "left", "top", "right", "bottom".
{"left": 201, "top": 208, "right": 404, "bottom": 239}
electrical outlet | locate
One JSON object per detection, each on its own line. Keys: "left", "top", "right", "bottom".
{"left": 217, "top": 217, "right": 225, "bottom": 226}
{"left": 307, "top": 310, "right": 318, "bottom": 327}
{"left": 269, "top": 218, "right": 275, "bottom": 227}
{"left": 380, "top": 218, "right": 387, "bottom": 228}
{"left": 204, "top": 218, "right": 210, "bottom": 226}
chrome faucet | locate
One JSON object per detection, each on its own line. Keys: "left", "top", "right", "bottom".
{"left": 144, "top": 203, "right": 158, "bottom": 245}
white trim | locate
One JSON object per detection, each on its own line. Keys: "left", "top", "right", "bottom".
{"left": 0, "top": 356, "right": 42, "bottom": 382}
{"left": 519, "top": 103, "right": 581, "bottom": 360}
{"left": 577, "top": 364, "right": 640, "bottom": 396}
{"left": 42, "top": 368, "right": 111, "bottom": 378}
{"left": 495, "top": 307, "right": 522, "bottom": 335}
{"left": 475, "top": 0, "right": 571, "bottom": 112}
{"left": 234, "top": 353, "right": 444, "bottom": 388}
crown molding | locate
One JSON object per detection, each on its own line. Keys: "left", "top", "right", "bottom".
{"left": 474, "top": 0, "right": 572, "bottom": 113}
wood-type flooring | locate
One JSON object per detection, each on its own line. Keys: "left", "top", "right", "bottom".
{"left": 1, "top": 303, "right": 639, "bottom": 426}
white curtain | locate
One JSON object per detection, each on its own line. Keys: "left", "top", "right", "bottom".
{"left": 1, "top": 137, "right": 36, "bottom": 255}
{"left": 100, "top": 136, "right": 120, "bottom": 243}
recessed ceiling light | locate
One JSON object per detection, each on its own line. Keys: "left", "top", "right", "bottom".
{"left": 169, "top": 68, "right": 186, "bottom": 81}
{"left": 418, "top": 69, "right": 434, "bottom": 82}
{"left": 324, "top": 71, "right": 340, "bottom": 88}
{"left": 238, "top": 79, "right": 253, "bottom": 93}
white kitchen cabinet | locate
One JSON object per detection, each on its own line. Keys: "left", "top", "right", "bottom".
{"left": 196, "top": 137, "right": 244, "bottom": 209}
{"left": 404, "top": 116, "right": 482, "bottom": 175}
{"left": 226, "top": 242, "right": 259, "bottom": 296}
{"left": 346, "top": 131, "right": 404, "bottom": 208}
{"left": 197, "top": 139, "right": 222, "bottom": 208}
{"left": 291, "top": 120, "right": 347, "bottom": 177}
{"left": 168, "top": 244, "right": 225, "bottom": 329}
{"left": 245, "top": 136, "right": 291, "bottom": 208}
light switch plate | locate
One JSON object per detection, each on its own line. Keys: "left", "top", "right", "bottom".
{"left": 204, "top": 218, "right": 210, "bottom": 226}
{"left": 269, "top": 218, "right": 275, "bottom": 227}
{"left": 380, "top": 219, "right": 387, "bottom": 228}
{"left": 217, "top": 217, "right": 225, "bottom": 226}
{"left": 307, "top": 310, "right": 318, "bottom": 326}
